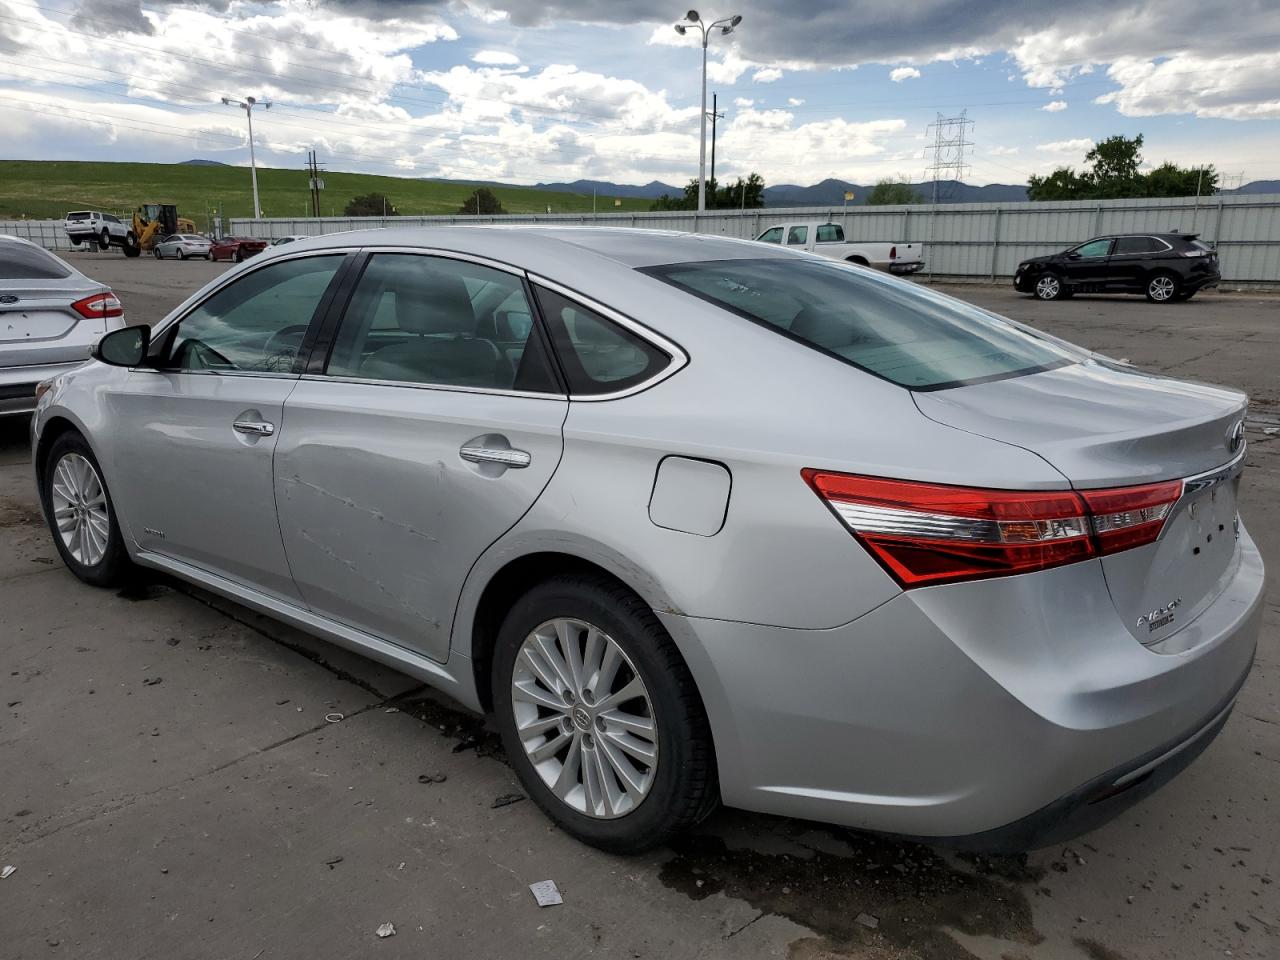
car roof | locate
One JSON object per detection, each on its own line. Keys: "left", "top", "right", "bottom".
{"left": 266, "top": 225, "right": 792, "bottom": 269}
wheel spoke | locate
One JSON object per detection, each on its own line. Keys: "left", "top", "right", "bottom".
{"left": 552, "top": 736, "right": 582, "bottom": 798}
{"left": 517, "top": 713, "right": 566, "bottom": 738}
{"left": 599, "top": 737, "right": 648, "bottom": 796}
{"left": 512, "top": 678, "right": 568, "bottom": 712}
{"left": 532, "top": 628, "right": 574, "bottom": 694}
{"left": 528, "top": 731, "right": 572, "bottom": 763}
{"left": 520, "top": 646, "right": 566, "bottom": 700}
{"left": 590, "top": 744, "right": 621, "bottom": 816}
{"left": 593, "top": 642, "right": 623, "bottom": 697}
{"left": 600, "top": 708, "right": 654, "bottom": 738}
{"left": 556, "top": 619, "right": 586, "bottom": 693}
{"left": 595, "top": 676, "right": 644, "bottom": 713}
{"left": 603, "top": 729, "right": 657, "bottom": 765}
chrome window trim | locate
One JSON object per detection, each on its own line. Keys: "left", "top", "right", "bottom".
{"left": 298, "top": 372, "right": 564, "bottom": 402}
{"left": 526, "top": 273, "right": 689, "bottom": 402}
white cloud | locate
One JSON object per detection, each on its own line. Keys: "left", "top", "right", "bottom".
{"left": 1041, "top": 99, "right": 1067, "bottom": 112}
{"left": 787, "top": 97, "right": 804, "bottom": 106}
{"left": 706, "top": 50, "right": 751, "bottom": 85}
{"left": 1037, "top": 137, "right": 1095, "bottom": 155}
{"left": 752, "top": 67, "right": 782, "bottom": 83}
{"left": 734, "top": 97, "right": 754, "bottom": 108}
{"left": 1095, "top": 53, "right": 1280, "bottom": 120}
{"left": 471, "top": 50, "right": 520, "bottom": 66}
{"left": 990, "top": 145, "right": 1020, "bottom": 156}
{"left": 889, "top": 66, "right": 921, "bottom": 82}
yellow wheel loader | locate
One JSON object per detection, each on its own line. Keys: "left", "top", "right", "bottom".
{"left": 123, "top": 204, "right": 197, "bottom": 258}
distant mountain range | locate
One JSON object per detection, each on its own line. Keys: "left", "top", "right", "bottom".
{"left": 181, "top": 160, "right": 1278, "bottom": 206}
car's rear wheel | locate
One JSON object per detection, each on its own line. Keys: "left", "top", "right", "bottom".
{"left": 1146, "top": 272, "right": 1179, "bottom": 303}
{"left": 1035, "top": 272, "right": 1065, "bottom": 300}
{"left": 42, "top": 433, "right": 133, "bottom": 587}
{"left": 492, "top": 575, "right": 717, "bottom": 853}
{"left": 179, "top": 250, "right": 187, "bottom": 260}
{"left": 98, "top": 228, "right": 110, "bottom": 250}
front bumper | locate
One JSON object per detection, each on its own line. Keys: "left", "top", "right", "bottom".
{"left": 657, "top": 527, "right": 1263, "bottom": 847}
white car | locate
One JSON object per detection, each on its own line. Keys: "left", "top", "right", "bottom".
{"left": 270, "top": 235, "right": 312, "bottom": 246}
{"left": 152, "top": 234, "right": 212, "bottom": 260}
{"left": 64, "top": 211, "right": 133, "bottom": 251}
{"left": 755, "top": 221, "right": 924, "bottom": 274}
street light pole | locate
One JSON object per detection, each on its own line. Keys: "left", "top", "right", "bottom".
{"left": 221, "top": 95, "right": 272, "bottom": 218}
{"left": 674, "top": 11, "right": 742, "bottom": 213}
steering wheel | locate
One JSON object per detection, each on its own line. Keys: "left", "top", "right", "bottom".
{"left": 260, "top": 324, "right": 311, "bottom": 371}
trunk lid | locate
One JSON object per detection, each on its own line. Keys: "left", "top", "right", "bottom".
{"left": 0, "top": 280, "right": 103, "bottom": 367}
{"left": 914, "top": 358, "right": 1247, "bottom": 647}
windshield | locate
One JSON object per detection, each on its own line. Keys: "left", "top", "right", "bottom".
{"left": 643, "top": 257, "right": 1075, "bottom": 390}
{"left": 0, "top": 242, "right": 73, "bottom": 280}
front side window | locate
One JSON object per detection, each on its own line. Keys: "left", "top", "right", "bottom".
{"left": 756, "top": 227, "right": 783, "bottom": 244}
{"left": 644, "top": 258, "right": 1074, "bottom": 390}
{"left": 816, "top": 224, "right": 844, "bottom": 243}
{"left": 533, "top": 285, "right": 670, "bottom": 395}
{"left": 160, "top": 255, "right": 343, "bottom": 373}
{"left": 787, "top": 226, "right": 808, "bottom": 245}
{"left": 1072, "top": 238, "right": 1112, "bottom": 258}
{"left": 0, "top": 242, "right": 72, "bottom": 280}
{"left": 325, "top": 254, "right": 557, "bottom": 393}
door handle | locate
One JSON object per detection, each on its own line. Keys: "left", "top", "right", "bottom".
{"left": 460, "top": 444, "right": 531, "bottom": 468}
{"left": 233, "top": 419, "right": 275, "bottom": 437}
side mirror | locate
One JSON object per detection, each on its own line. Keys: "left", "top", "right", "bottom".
{"left": 93, "top": 324, "right": 150, "bottom": 367}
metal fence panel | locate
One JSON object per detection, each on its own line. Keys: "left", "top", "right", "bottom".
{"left": 0, "top": 219, "right": 73, "bottom": 251}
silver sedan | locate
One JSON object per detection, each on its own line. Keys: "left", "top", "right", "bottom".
{"left": 30, "top": 227, "right": 1264, "bottom": 852}
{"left": 1, "top": 235, "right": 125, "bottom": 415}
{"left": 152, "top": 234, "right": 212, "bottom": 260}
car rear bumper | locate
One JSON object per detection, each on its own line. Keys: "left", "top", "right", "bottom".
{"left": 889, "top": 260, "right": 925, "bottom": 275}
{"left": 0, "top": 361, "right": 89, "bottom": 414}
{"left": 657, "top": 526, "right": 1263, "bottom": 848}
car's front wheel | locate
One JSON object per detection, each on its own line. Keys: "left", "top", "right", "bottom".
{"left": 42, "top": 433, "right": 133, "bottom": 587}
{"left": 1034, "top": 272, "right": 1066, "bottom": 300}
{"left": 153, "top": 247, "right": 162, "bottom": 259}
{"left": 492, "top": 575, "right": 717, "bottom": 853}
{"left": 1146, "top": 272, "right": 1179, "bottom": 303}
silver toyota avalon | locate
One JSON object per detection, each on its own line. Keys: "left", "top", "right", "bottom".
{"left": 30, "top": 227, "right": 1263, "bottom": 853}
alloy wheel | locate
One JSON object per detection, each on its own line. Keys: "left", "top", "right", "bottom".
{"left": 510, "top": 617, "right": 658, "bottom": 819}
{"left": 50, "top": 453, "right": 110, "bottom": 566}
{"left": 1149, "top": 275, "right": 1176, "bottom": 301}
{"left": 1036, "top": 275, "right": 1061, "bottom": 300}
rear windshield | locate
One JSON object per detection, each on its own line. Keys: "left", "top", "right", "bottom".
{"left": 643, "top": 258, "right": 1074, "bottom": 390}
{"left": 66, "top": 212, "right": 92, "bottom": 221}
{"left": 0, "top": 242, "right": 73, "bottom": 280}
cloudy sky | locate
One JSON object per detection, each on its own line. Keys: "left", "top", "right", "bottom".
{"left": 2, "top": 0, "right": 1278, "bottom": 190}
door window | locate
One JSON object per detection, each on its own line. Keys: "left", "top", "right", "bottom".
{"left": 325, "top": 254, "right": 557, "bottom": 393}
{"left": 756, "top": 227, "right": 784, "bottom": 244}
{"left": 532, "top": 285, "right": 670, "bottom": 395}
{"left": 0, "top": 242, "right": 72, "bottom": 280}
{"left": 787, "top": 226, "right": 809, "bottom": 245}
{"left": 1114, "top": 236, "right": 1157, "bottom": 255}
{"left": 159, "top": 255, "right": 343, "bottom": 373}
{"left": 1071, "top": 238, "right": 1113, "bottom": 258}
{"left": 816, "top": 224, "right": 844, "bottom": 243}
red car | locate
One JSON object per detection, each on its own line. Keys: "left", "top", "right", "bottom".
{"left": 209, "top": 236, "right": 268, "bottom": 262}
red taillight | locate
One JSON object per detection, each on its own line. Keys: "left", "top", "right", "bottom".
{"left": 71, "top": 291, "right": 123, "bottom": 320}
{"left": 889, "top": 245, "right": 897, "bottom": 260}
{"left": 802, "top": 470, "right": 1182, "bottom": 588}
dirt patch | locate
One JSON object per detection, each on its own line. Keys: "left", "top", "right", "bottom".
{"left": 1073, "top": 937, "right": 1127, "bottom": 960}
{"left": 661, "top": 829, "right": 1042, "bottom": 960}
{"left": 0, "top": 500, "right": 43, "bottom": 528}
{"left": 397, "top": 689, "right": 507, "bottom": 763}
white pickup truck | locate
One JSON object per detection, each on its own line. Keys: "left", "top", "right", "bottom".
{"left": 754, "top": 221, "right": 924, "bottom": 274}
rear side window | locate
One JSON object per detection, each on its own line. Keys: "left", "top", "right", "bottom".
{"left": 533, "top": 285, "right": 670, "bottom": 395}
{"left": 0, "top": 242, "right": 72, "bottom": 280}
{"left": 644, "top": 258, "right": 1074, "bottom": 390}
{"left": 1114, "top": 237, "right": 1157, "bottom": 255}
{"left": 756, "top": 227, "right": 783, "bottom": 244}
{"left": 325, "top": 254, "right": 557, "bottom": 393}
{"left": 816, "top": 224, "right": 844, "bottom": 243}
{"left": 787, "top": 226, "right": 808, "bottom": 245}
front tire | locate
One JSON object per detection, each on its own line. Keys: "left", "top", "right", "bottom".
{"left": 1034, "top": 272, "right": 1066, "bottom": 300}
{"left": 153, "top": 247, "right": 162, "bottom": 259}
{"left": 1146, "top": 272, "right": 1179, "bottom": 303}
{"left": 42, "top": 433, "right": 133, "bottom": 587}
{"left": 492, "top": 575, "right": 717, "bottom": 853}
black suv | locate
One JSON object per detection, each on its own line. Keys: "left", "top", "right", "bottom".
{"left": 1014, "top": 233, "right": 1220, "bottom": 304}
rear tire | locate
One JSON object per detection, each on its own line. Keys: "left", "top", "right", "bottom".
{"left": 98, "top": 228, "right": 110, "bottom": 251}
{"left": 491, "top": 575, "right": 718, "bottom": 853}
{"left": 179, "top": 250, "right": 187, "bottom": 261}
{"left": 41, "top": 432, "right": 134, "bottom": 588}
{"left": 1034, "top": 272, "right": 1066, "bottom": 300}
{"left": 1146, "top": 272, "right": 1179, "bottom": 303}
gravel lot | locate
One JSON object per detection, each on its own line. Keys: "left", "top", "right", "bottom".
{"left": 2, "top": 250, "right": 1277, "bottom": 960}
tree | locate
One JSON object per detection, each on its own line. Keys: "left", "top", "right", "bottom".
{"left": 1084, "top": 134, "right": 1144, "bottom": 197}
{"left": 344, "top": 192, "right": 398, "bottom": 216}
{"left": 649, "top": 173, "right": 766, "bottom": 211}
{"left": 1027, "top": 167, "right": 1090, "bottom": 201}
{"left": 458, "top": 188, "right": 506, "bottom": 215}
{"left": 1144, "top": 162, "right": 1217, "bottom": 198}
{"left": 866, "top": 178, "right": 920, "bottom": 205}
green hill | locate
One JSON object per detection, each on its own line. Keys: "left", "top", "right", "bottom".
{"left": 0, "top": 160, "right": 653, "bottom": 224}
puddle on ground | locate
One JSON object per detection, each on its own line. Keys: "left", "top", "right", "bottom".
{"left": 661, "top": 823, "right": 1045, "bottom": 960}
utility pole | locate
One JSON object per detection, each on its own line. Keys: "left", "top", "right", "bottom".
{"left": 673, "top": 12, "right": 743, "bottom": 212}
{"left": 221, "top": 95, "right": 272, "bottom": 218}
{"left": 305, "top": 149, "right": 324, "bottom": 218}
{"left": 708, "top": 91, "right": 725, "bottom": 202}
